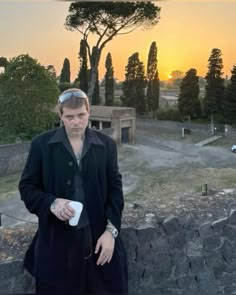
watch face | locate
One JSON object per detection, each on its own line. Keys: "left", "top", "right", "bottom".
{"left": 106, "top": 226, "right": 118, "bottom": 238}
{"left": 113, "top": 228, "right": 118, "bottom": 237}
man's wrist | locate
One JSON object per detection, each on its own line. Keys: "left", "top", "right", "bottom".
{"left": 106, "top": 223, "right": 118, "bottom": 238}
{"left": 50, "top": 199, "right": 57, "bottom": 211}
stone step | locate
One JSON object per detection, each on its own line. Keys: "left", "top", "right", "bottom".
{"left": 195, "top": 135, "right": 223, "bottom": 147}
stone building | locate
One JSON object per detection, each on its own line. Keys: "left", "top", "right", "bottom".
{"left": 159, "top": 94, "right": 178, "bottom": 109}
{"left": 89, "top": 106, "right": 136, "bottom": 145}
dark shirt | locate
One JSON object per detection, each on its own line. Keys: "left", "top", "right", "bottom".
{"left": 57, "top": 127, "right": 90, "bottom": 229}
{"left": 72, "top": 137, "right": 90, "bottom": 229}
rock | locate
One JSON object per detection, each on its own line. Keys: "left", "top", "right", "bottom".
{"left": 163, "top": 215, "right": 182, "bottom": 235}
{"left": 228, "top": 209, "right": 236, "bottom": 225}
{"left": 212, "top": 217, "right": 228, "bottom": 234}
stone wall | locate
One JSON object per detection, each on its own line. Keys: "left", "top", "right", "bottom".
{"left": 136, "top": 118, "right": 212, "bottom": 134}
{"left": 124, "top": 211, "right": 236, "bottom": 295}
{"left": 137, "top": 118, "right": 234, "bottom": 137}
{"left": 0, "top": 142, "right": 30, "bottom": 176}
{"left": 225, "top": 125, "right": 236, "bottom": 137}
{"left": 1, "top": 210, "right": 236, "bottom": 294}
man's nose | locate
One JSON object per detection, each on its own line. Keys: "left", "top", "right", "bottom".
{"left": 72, "top": 117, "right": 81, "bottom": 124}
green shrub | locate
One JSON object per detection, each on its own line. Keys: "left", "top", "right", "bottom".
{"left": 155, "top": 108, "right": 183, "bottom": 122}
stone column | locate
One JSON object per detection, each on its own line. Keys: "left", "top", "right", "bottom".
{"left": 99, "top": 121, "right": 102, "bottom": 130}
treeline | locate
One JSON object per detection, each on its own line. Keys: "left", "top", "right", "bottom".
{"left": 0, "top": 46, "right": 235, "bottom": 143}
{"left": 178, "top": 48, "right": 236, "bottom": 125}
{"left": 56, "top": 40, "right": 160, "bottom": 115}
{"left": 57, "top": 46, "right": 236, "bottom": 126}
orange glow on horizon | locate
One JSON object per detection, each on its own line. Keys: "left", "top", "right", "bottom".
{"left": 0, "top": 1, "right": 235, "bottom": 82}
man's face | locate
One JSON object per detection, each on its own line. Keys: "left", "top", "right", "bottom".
{"left": 60, "top": 104, "right": 90, "bottom": 138}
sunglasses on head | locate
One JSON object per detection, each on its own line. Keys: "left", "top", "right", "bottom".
{"left": 58, "top": 90, "right": 87, "bottom": 103}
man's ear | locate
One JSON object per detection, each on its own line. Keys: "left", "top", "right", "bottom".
{"left": 59, "top": 110, "right": 63, "bottom": 120}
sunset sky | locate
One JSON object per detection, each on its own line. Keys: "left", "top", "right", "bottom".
{"left": 0, "top": 1, "right": 235, "bottom": 82}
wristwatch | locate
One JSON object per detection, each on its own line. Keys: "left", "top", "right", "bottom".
{"left": 106, "top": 225, "right": 118, "bottom": 238}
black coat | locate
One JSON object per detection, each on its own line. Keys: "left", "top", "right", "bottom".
{"left": 19, "top": 126, "right": 127, "bottom": 288}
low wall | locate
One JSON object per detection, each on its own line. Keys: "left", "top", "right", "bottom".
{"left": 0, "top": 142, "right": 30, "bottom": 177}
{"left": 137, "top": 118, "right": 234, "bottom": 136}
{"left": 136, "top": 118, "right": 212, "bottom": 134}
{"left": 1, "top": 210, "right": 236, "bottom": 294}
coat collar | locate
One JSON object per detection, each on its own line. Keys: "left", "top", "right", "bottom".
{"left": 85, "top": 127, "right": 104, "bottom": 147}
{"left": 48, "top": 125, "right": 68, "bottom": 145}
{"left": 48, "top": 126, "right": 104, "bottom": 147}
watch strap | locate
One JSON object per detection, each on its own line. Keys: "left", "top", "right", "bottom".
{"left": 106, "top": 225, "right": 118, "bottom": 238}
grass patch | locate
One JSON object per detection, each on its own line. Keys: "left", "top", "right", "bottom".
{"left": 207, "top": 136, "right": 236, "bottom": 148}
{"left": 139, "top": 128, "right": 208, "bottom": 144}
{"left": 124, "top": 166, "right": 236, "bottom": 210}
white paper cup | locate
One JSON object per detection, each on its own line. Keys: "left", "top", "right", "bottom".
{"left": 68, "top": 201, "right": 83, "bottom": 226}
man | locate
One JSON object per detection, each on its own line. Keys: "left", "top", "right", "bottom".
{"left": 19, "top": 88, "right": 128, "bottom": 294}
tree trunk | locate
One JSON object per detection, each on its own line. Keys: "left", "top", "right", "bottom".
{"left": 87, "top": 47, "right": 101, "bottom": 104}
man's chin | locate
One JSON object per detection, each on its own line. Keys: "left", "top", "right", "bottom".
{"left": 71, "top": 129, "right": 84, "bottom": 137}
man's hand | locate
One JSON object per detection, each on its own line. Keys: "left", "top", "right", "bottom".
{"left": 50, "top": 198, "right": 75, "bottom": 221}
{"left": 95, "top": 231, "right": 115, "bottom": 266}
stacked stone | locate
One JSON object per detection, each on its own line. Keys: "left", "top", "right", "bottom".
{"left": 122, "top": 209, "right": 236, "bottom": 295}
{"left": 1, "top": 210, "right": 236, "bottom": 294}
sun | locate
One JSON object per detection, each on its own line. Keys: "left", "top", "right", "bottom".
{"left": 168, "top": 74, "right": 172, "bottom": 79}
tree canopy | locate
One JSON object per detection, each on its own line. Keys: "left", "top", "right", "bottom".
{"left": 46, "top": 64, "right": 57, "bottom": 80}
{"left": 122, "top": 52, "right": 146, "bottom": 113}
{"left": 0, "top": 54, "right": 59, "bottom": 138}
{"left": 0, "top": 57, "right": 8, "bottom": 69}
{"left": 203, "top": 48, "right": 225, "bottom": 116}
{"left": 178, "top": 68, "right": 201, "bottom": 118}
{"left": 146, "top": 41, "right": 159, "bottom": 114}
{"left": 223, "top": 65, "right": 236, "bottom": 124}
{"left": 60, "top": 58, "right": 71, "bottom": 84}
{"left": 65, "top": 1, "right": 161, "bottom": 102}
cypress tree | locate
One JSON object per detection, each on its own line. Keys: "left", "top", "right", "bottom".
{"left": 105, "top": 52, "right": 114, "bottom": 106}
{"left": 223, "top": 65, "right": 236, "bottom": 124}
{"left": 92, "top": 74, "right": 100, "bottom": 105}
{"left": 122, "top": 52, "right": 146, "bottom": 114}
{"left": 60, "top": 58, "right": 71, "bottom": 84}
{"left": 203, "top": 48, "right": 224, "bottom": 117}
{"left": 146, "top": 41, "right": 160, "bottom": 113}
{"left": 178, "top": 68, "right": 201, "bottom": 118}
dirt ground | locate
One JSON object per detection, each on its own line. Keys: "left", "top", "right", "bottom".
{"left": 119, "top": 128, "right": 236, "bottom": 227}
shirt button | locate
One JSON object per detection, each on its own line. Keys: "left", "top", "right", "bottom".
{"left": 67, "top": 180, "right": 72, "bottom": 185}
{"left": 68, "top": 161, "right": 73, "bottom": 166}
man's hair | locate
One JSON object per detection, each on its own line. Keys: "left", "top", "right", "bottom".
{"left": 58, "top": 88, "right": 90, "bottom": 114}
